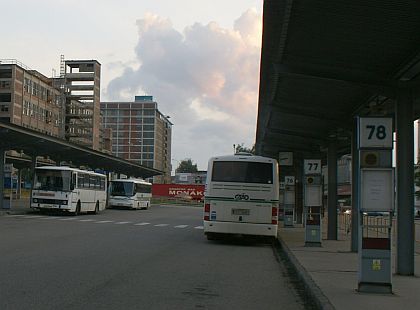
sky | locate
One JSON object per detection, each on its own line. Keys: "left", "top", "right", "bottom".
{"left": 1, "top": 0, "right": 263, "bottom": 172}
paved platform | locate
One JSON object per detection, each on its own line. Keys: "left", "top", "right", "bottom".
{"left": 0, "top": 198, "right": 31, "bottom": 216}
{"left": 278, "top": 219, "right": 420, "bottom": 310}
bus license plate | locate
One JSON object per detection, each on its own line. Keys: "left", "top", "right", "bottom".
{"left": 232, "top": 209, "right": 250, "bottom": 216}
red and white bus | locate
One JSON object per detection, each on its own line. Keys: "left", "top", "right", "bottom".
{"left": 31, "top": 166, "right": 107, "bottom": 215}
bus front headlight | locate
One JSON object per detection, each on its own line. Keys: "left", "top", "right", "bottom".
{"left": 61, "top": 200, "right": 68, "bottom": 205}
{"left": 33, "top": 198, "right": 38, "bottom": 203}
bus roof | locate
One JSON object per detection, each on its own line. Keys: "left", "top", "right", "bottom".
{"left": 209, "top": 154, "right": 277, "bottom": 163}
{"left": 110, "top": 178, "right": 151, "bottom": 185}
{"left": 35, "top": 166, "right": 106, "bottom": 176}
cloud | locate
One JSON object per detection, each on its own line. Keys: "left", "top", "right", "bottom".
{"left": 105, "top": 9, "right": 262, "bottom": 169}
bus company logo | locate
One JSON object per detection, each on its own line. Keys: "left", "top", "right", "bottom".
{"left": 234, "top": 193, "right": 249, "bottom": 201}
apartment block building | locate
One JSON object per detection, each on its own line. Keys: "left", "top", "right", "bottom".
{"left": 0, "top": 60, "right": 63, "bottom": 137}
{"left": 101, "top": 96, "right": 172, "bottom": 183}
{"left": 0, "top": 58, "right": 107, "bottom": 153}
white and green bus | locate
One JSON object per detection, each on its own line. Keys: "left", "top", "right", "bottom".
{"left": 203, "top": 153, "right": 279, "bottom": 240}
{"left": 31, "top": 166, "right": 107, "bottom": 215}
{"left": 108, "top": 178, "right": 152, "bottom": 210}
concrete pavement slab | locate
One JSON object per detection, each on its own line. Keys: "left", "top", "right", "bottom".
{"left": 278, "top": 225, "right": 420, "bottom": 310}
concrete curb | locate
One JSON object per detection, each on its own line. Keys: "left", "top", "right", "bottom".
{"left": 0, "top": 209, "right": 31, "bottom": 217}
{"left": 276, "top": 236, "right": 336, "bottom": 310}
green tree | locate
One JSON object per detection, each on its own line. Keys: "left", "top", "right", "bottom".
{"left": 176, "top": 158, "right": 198, "bottom": 173}
{"left": 234, "top": 143, "right": 255, "bottom": 154}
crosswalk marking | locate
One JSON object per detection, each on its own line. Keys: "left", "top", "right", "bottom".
{"left": 5, "top": 215, "right": 202, "bottom": 231}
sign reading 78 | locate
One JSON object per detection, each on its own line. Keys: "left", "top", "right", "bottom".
{"left": 359, "top": 118, "right": 393, "bottom": 148}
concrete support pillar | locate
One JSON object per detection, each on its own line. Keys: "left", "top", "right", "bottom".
{"left": 295, "top": 160, "right": 303, "bottom": 224}
{"left": 17, "top": 169, "right": 23, "bottom": 199}
{"left": 0, "top": 149, "right": 5, "bottom": 209}
{"left": 396, "top": 88, "right": 415, "bottom": 275}
{"left": 351, "top": 121, "right": 359, "bottom": 252}
{"left": 327, "top": 141, "right": 338, "bottom": 240}
{"left": 30, "top": 156, "right": 37, "bottom": 185}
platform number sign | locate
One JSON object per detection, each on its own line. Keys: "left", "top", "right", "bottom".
{"left": 285, "top": 176, "right": 295, "bottom": 185}
{"left": 358, "top": 118, "right": 393, "bottom": 148}
{"left": 304, "top": 159, "right": 322, "bottom": 175}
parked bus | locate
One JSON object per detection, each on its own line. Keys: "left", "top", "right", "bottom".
{"left": 108, "top": 178, "right": 152, "bottom": 210}
{"left": 31, "top": 166, "right": 107, "bottom": 215}
{"left": 203, "top": 153, "right": 279, "bottom": 240}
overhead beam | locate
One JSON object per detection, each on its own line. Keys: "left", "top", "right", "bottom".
{"left": 261, "top": 142, "right": 320, "bottom": 153}
{"left": 269, "top": 104, "right": 346, "bottom": 124}
{"left": 267, "top": 127, "right": 327, "bottom": 141}
{"left": 275, "top": 64, "right": 397, "bottom": 98}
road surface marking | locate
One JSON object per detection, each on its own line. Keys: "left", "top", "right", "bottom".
{"left": 9, "top": 215, "right": 26, "bottom": 217}
{"left": 174, "top": 225, "right": 189, "bottom": 228}
{"left": 115, "top": 221, "right": 132, "bottom": 225}
{"left": 59, "top": 218, "right": 77, "bottom": 221}
{"left": 194, "top": 226, "right": 204, "bottom": 229}
{"left": 96, "top": 220, "right": 113, "bottom": 223}
{"left": 79, "top": 219, "right": 95, "bottom": 222}
{"left": 154, "top": 224, "right": 169, "bottom": 227}
{"left": 134, "top": 222, "right": 150, "bottom": 226}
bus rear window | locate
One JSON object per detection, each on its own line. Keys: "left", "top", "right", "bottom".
{"left": 211, "top": 161, "right": 273, "bottom": 184}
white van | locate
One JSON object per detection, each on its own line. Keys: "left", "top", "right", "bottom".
{"left": 203, "top": 153, "right": 279, "bottom": 240}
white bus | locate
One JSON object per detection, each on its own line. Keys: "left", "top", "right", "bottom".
{"left": 31, "top": 166, "right": 107, "bottom": 215}
{"left": 203, "top": 153, "right": 279, "bottom": 240}
{"left": 108, "top": 179, "right": 152, "bottom": 210}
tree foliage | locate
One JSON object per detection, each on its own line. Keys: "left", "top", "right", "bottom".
{"left": 176, "top": 158, "right": 198, "bottom": 173}
{"left": 234, "top": 143, "right": 255, "bottom": 154}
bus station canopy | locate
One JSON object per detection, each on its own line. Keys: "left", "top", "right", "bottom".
{"left": 256, "top": 0, "right": 420, "bottom": 159}
{"left": 0, "top": 122, "right": 162, "bottom": 178}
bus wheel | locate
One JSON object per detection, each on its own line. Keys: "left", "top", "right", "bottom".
{"left": 74, "top": 202, "right": 81, "bottom": 216}
{"left": 93, "top": 202, "right": 99, "bottom": 214}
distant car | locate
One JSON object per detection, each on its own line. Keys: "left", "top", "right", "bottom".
{"left": 339, "top": 205, "right": 351, "bottom": 214}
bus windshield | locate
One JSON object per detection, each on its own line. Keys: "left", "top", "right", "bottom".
{"left": 211, "top": 161, "right": 273, "bottom": 184}
{"left": 110, "top": 182, "right": 134, "bottom": 197}
{"left": 33, "top": 170, "right": 72, "bottom": 191}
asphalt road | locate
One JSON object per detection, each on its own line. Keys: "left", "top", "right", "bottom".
{"left": 0, "top": 205, "right": 307, "bottom": 310}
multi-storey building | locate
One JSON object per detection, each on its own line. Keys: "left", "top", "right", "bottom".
{"left": 101, "top": 96, "right": 172, "bottom": 183}
{"left": 0, "top": 60, "right": 63, "bottom": 137}
{"left": 64, "top": 60, "right": 101, "bottom": 150}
